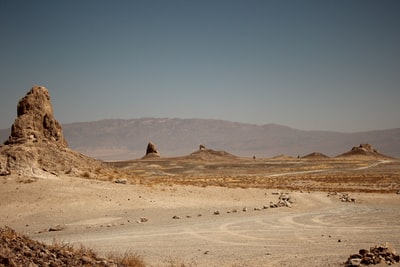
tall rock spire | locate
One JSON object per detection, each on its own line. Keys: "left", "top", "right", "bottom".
{"left": 5, "top": 86, "right": 68, "bottom": 147}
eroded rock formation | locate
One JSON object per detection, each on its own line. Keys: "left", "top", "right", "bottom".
{"left": 5, "top": 86, "right": 67, "bottom": 147}
{"left": 0, "top": 86, "right": 102, "bottom": 177}
{"left": 144, "top": 141, "right": 160, "bottom": 158}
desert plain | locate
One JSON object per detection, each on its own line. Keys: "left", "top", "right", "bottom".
{"left": 1, "top": 86, "right": 400, "bottom": 266}
{"left": 2, "top": 154, "right": 400, "bottom": 267}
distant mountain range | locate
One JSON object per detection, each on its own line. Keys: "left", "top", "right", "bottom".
{"left": 1, "top": 118, "right": 399, "bottom": 160}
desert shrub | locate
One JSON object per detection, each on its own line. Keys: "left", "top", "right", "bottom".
{"left": 107, "top": 250, "right": 146, "bottom": 267}
{"left": 81, "top": 171, "right": 91, "bottom": 178}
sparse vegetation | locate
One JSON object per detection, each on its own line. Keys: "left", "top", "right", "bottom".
{"left": 100, "top": 157, "right": 400, "bottom": 193}
{"left": 81, "top": 171, "right": 91, "bottom": 178}
{"left": 0, "top": 226, "right": 147, "bottom": 267}
{"left": 106, "top": 250, "right": 146, "bottom": 267}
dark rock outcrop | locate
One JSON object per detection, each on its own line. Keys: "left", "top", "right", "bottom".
{"left": 143, "top": 141, "right": 160, "bottom": 158}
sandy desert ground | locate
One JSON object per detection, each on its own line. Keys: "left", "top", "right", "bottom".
{"left": 1, "top": 157, "right": 400, "bottom": 266}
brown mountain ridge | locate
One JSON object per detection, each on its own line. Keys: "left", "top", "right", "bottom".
{"left": 1, "top": 118, "right": 399, "bottom": 161}
{"left": 1, "top": 94, "right": 399, "bottom": 161}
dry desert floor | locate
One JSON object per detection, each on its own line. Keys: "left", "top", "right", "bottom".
{"left": 1, "top": 157, "right": 400, "bottom": 266}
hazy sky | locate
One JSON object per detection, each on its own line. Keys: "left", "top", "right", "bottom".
{"left": 1, "top": 0, "right": 399, "bottom": 132}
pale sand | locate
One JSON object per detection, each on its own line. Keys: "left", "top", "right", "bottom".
{"left": 1, "top": 175, "right": 400, "bottom": 266}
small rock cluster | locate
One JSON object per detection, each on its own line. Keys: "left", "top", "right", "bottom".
{"left": 0, "top": 226, "right": 120, "bottom": 267}
{"left": 114, "top": 178, "right": 128, "bottom": 184}
{"left": 340, "top": 194, "right": 355, "bottom": 203}
{"left": 179, "top": 193, "right": 294, "bottom": 219}
{"left": 138, "top": 217, "right": 149, "bottom": 223}
{"left": 269, "top": 193, "right": 293, "bottom": 208}
{"left": 346, "top": 243, "right": 400, "bottom": 266}
{"left": 327, "top": 192, "right": 355, "bottom": 203}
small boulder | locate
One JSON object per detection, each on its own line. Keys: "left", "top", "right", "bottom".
{"left": 139, "top": 217, "right": 148, "bottom": 223}
{"left": 0, "top": 155, "right": 10, "bottom": 176}
{"left": 347, "top": 257, "right": 362, "bottom": 266}
{"left": 114, "top": 178, "right": 127, "bottom": 184}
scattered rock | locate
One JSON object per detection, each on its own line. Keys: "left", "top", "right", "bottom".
{"left": 242, "top": 207, "right": 247, "bottom": 212}
{"left": 269, "top": 193, "right": 294, "bottom": 208}
{"left": 347, "top": 257, "right": 362, "bottom": 266}
{"left": 340, "top": 193, "right": 355, "bottom": 203}
{"left": 139, "top": 217, "right": 149, "bottom": 223}
{"left": 48, "top": 224, "right": 65, "bottom": 232}
{"left": 328, "top": 192, "right": 355, "bottom": 203}
{"left": 345, "top": 242, "right": 400, "bottom": 266}
{"left": 81, "top": 255, "right": 93, "bottom": 264}
{"left": 213, "top": 210, "right": 220, "bottom": 215}
{"left": 327, "top": 192, "right": 338, "bottom": 197}
{"left": 114, "top": 178, "right": 127, "bottom": 184}
{"left": 172, "top": 215, "right": 180, "bottom": 219}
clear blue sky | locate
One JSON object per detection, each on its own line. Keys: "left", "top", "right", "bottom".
{"left": 1, "top": 0, "right": 399, "bottom": 132}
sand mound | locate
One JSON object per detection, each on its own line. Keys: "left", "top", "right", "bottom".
{"left": 187, "top": 145, "right": 239, "bottom": 161}
{"left": 0, "top": 86, "right": 103, "bottom": 178}
{"left": 301, "top": 152, "right": 330, "bottom": 160}
{"left": 269, "top": 154, "right": 297, "bottom": 160}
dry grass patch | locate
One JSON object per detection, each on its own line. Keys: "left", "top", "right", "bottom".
{"left": 0, "top": 226, "right": 147, "bottom": 267}
{"left": 106, "top": 250, "right": 146, "bottom": 267}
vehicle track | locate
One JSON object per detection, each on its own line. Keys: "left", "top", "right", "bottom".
{"left": 35, "top": 195, "right": 400, "bottom": 266}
